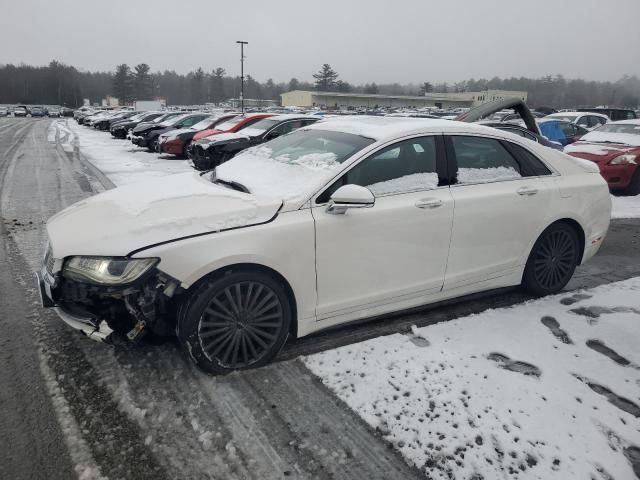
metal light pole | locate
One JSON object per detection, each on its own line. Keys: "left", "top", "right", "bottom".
{"left": 236, "top": 40, "right": 248, "bottom": 113}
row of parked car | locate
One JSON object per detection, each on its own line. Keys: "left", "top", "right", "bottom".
{"left": 0, "top": 105, "right": 73, "bottom": 117}
{"left": 74, "top": 100, "right": 640, "bottom": 195}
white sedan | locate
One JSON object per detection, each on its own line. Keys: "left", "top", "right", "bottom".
{"left": 37, "top": 117, "right": 611, "bottom": 373}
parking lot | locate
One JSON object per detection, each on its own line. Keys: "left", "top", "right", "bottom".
{"left": 1, "top": 115, "right": 639, "bottom": 479}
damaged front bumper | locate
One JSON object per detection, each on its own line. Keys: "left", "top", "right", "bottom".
{"left": 35, "top": 270, "right": 115, "bottom": 343}
{"left": 35, "top": 254, "right": 180, "bottom": 344}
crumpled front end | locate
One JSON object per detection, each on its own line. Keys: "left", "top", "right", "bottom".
{"left": 36, "top": 245, "right": 182, "bottom": 344}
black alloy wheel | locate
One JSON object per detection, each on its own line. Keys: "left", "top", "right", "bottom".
{"left": 522, "top": 222, "right": 579, "bottom": 296}
{"left": 178, "top": 270, "right": 291, "bottom": 374}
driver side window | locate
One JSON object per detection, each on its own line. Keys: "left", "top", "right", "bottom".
{"left": 317, "top": 136, "right": 439, "bottom": 203}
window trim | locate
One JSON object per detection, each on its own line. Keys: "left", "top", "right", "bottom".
{"left": 312, "top": 133, "right": 450, "bottom": 205}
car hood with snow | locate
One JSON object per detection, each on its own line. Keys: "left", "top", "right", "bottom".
{"left": 46, "top": 172, "right": 282, "bottom": 258}
{"left": 194, "top": 131, "right": 251, "bottom": 149}
{"left": 564, "top": 131, "right": 640, "bottom": 163}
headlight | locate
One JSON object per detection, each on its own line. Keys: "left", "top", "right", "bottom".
{"left": 63, "top": 257, "right": 159, "bottom": 285}
{"left": 609, "top": 154, "right": 637, "bottom": 165}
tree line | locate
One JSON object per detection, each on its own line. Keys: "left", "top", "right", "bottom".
{"left": 0, "top": 60, "right": 638, "bottom": 109}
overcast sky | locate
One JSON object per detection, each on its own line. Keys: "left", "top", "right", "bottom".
{"left": 1, "top": 0, "right": 639, "bottom": 84}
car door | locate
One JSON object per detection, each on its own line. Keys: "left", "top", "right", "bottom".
{"left": 443, "top": 134, "right": 556, "bottom": 290}
{"left": 312, "top": 135, "right": 454, "bottom": 322}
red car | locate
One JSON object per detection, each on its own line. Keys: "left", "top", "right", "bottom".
{"left": 190, "top": 112, "right": 273, "bottom": 142}
{"left": 158, "top": 113, "right": 238, "bottom": 157}
{"left": 564, "top": 120, "right": 640, "bottom": 195}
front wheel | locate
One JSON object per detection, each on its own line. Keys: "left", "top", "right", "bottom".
{"left": 177, "top": 270, "right": 291, "bottom": 374}
{"left": 622, "top": 169, "right": 640, "bottom": 196}
{"left": 522, "top": 222, "right": 580, "bottom": 296}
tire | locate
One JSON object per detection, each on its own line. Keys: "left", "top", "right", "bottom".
{"left": 522, "top": 222, "right": 580, "bottom": 296}
{"left": 622, "top": 169, "right": 640, "bottom": 196}
{"left": 177, "top": 269, "right": 291, "bottom": 374}
{"left": 148, "top": 139, "right": 158, "bottom": 153}
{"left": 182, "top": 141, "right": 191, "bottom": 159}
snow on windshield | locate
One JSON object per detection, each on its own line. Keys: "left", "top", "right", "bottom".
{"left": 239, "top": 119, "right": 280, "bottom": 137}
{"left": 163, "top": 114, "right": 189, "bottom": 126}
{"left": 216, "top": 146, "right": 341, "bottom": 199}
{"left": 190, "top": 117, "right": 216, "bottom": 130}
{"left": 216, "top": 129, "right": 374, "bottom": 200}
{"left": 458, "top": 166, "right": 521, "bottom": 183}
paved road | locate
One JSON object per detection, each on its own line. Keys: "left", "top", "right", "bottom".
{"left": 1, "top": 117, "right": 639, "bottom": 479}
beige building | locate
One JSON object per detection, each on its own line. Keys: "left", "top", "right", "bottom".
{"left": 281, "top": 89, "right": 527, "bottom": 110}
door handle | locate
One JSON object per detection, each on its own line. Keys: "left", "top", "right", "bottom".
{"left": 415, "top": 198, "right": 443, "bottom": 209}
{"left": 517, "top": 186, "right": 538, "bottom": 196}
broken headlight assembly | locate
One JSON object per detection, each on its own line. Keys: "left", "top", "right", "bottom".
{"left": 62, "top": 257, "right": 159, "bottom": 286}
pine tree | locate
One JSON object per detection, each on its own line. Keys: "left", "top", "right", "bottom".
{"left": 112, "top": 64, "right": 133, "bottom": 104}
{"left": 133, "top": 63, "right": 152, "bottom": 100}
{"left": 313, "top": 64, "right": 339, "bottom": 91}
{"left": 420, "top": 82, "right": 433, "bottom": 94}
{"left": 209, "top": 67, "right": 226, "bottom": 104}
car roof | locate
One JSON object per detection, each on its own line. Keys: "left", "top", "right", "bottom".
{"left": 548, "top": 111, "right": 608, "bottom": 118}
{"left": 608, "top": 119, "right": 640, "bottom": 125}
{"left": 265, "top": 114, "right": 318, "bottom": 122}
{"left": 306, "top": 116, "right": 503, "bottom": 141}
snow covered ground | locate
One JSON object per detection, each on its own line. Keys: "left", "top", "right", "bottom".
{"left": 611, "top": 195, "right": 640, "bottom": 219}
{"left": 51, "top": 119, "right": 192, "bottom": 187}
{"left": 305, "top": 278, "right": 640, "bottom": 480}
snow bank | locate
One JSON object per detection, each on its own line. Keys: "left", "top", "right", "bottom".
{"left": 611, "top": 195, "right": 640, "bottom": 219}
{"left": 305, "top": 278, "right": 640, "bottom": 480}
{"left": 63, "top": 120, "right": 192, "bottom": 186}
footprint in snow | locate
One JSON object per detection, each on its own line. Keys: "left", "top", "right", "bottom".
{"left": 573, "top": 374, "right": 640, "bottom": 418}
{"left": 570, "top": 305, "right": 640, "bottom": 324}
{"left": 541, "top": 316, "right": 573, "bottom": 344}
{"left": 486, "top": 353, "right": 541, "bottom": 377}
{"left": 586, "top": 339, "right": 639, "bottom": 369}
{"left": 560, "top": 293, "right": 593, "bottom": 306}
{"left": 624, "top": 446, "right": 640, "bottom": 479}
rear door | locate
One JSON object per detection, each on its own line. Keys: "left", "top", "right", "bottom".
{"left": 443, "top": 134, "right": 556, "bottom": 290}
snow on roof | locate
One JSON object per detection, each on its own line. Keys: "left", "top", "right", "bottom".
{"left": 609, "top": 119, "right": 640, "bottom": 125}
{"left": 268, "top": 113, "right": 319, "bottom": 121}
{"left": 548, "top": 111, "right": 609, "bottom": 119}
{"left": 306, "top": 116, "right": 485, "bottom": 141}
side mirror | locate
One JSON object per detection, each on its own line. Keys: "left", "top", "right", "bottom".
{"left": 326, "top": 184, "right": 375, "bottom": 215}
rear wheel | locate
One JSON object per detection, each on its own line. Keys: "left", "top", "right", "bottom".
{"left": 522, "top": 222, "right": 580, "bottom": 296}
{"left": 177, "top": 270, "right": 291, "bottom": 374}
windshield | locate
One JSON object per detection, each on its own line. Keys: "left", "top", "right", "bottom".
{"left": 190, "top": 116, "right": 218, "bottom": 130}
{"left": 215, "top": 116, "right": 248, "bottom": 131}
{"left": 152, "top": 113, "right": 172, "bottom": 123}
{"left": 128, "top": 112, "right": 146, "bottom": 121}
{"left": 239, "top": 119, "right": 281, "bottom": 137}
{"left": 214, "top": 129, "right": 374, "bottom": 199}
{"left": 162, "top": 114, "right": 189, "bottom": 127}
